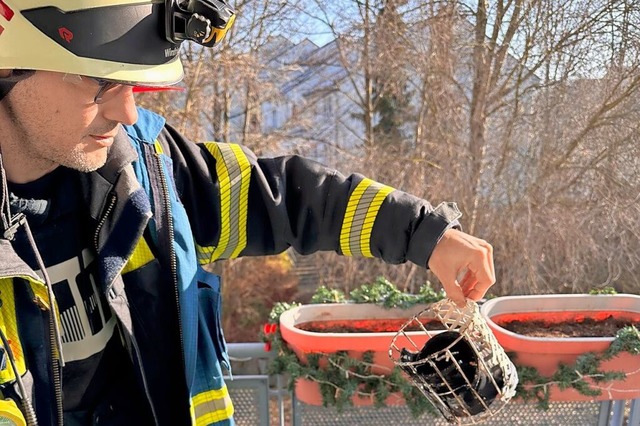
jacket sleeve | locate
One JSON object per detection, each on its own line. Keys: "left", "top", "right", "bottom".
{"left": 157, "top": 123, "right": 462, "bottom": 268}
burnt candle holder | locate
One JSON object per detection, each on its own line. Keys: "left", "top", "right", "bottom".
{"left": 389, "top": 299, "right": 518, "bottom": 424}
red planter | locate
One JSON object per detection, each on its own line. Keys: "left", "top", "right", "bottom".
{"left": 481, "top": 294, "right": 640, "bottom": 401}
{"left": 279, "top": 303, "right": 432, "bottom": 406}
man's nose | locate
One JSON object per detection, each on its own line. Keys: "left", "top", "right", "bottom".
{"left": 99, "top": 86, "right": 138, "bottom": 125}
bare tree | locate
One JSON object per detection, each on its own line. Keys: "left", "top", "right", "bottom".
{"left": 138, "top": 0, "right": 640, "bottom": 304}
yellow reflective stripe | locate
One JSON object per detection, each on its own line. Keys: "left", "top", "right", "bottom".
{"left": 198, "top": 143, "right": 251, "bottom": 263}
{"left": 340, "top": 178, "right": 394, "bottom": 257}
{"left": 0, "top": 398, "right": 26, "bottom": 426}
{"left": 0, "top": 275, "right": 62, "bottom": 364}
{"left": 0, "top": 279, "right": 27, "bottom": 384}
{"left": 192, "top": 386, "right": 234, "bottom": 426}
{"left": 28, "top": 279, "right": 51, "bottom": 311}
{"left": 231, "top": 144, "right": 251, "bottom": 258}
{"left": 122, "top": 237, "right": 155, "bottom": 275}
{"left": 340, "top": 182, "right": 367, "bottom": 257}
{"left": 153, "top": 140, "right": 164, "bottom": 155}
{"left": 360, "top": 183, "right": 394, "bottom": 257}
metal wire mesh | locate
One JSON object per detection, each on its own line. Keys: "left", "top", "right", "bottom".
{"left": 295, "top": 400, "right": 602, "bottom": 425}
{"left": 223, "top": 344, "right": 638, "bottom": 426}
{"left": 226, "top": 375, "right": 271, "bottom": 426}
{"left": 229, "top": 387, "right": 263, "bottom": 425}
{"left": 389, "top": 299, "right": 518, "bottom": 424}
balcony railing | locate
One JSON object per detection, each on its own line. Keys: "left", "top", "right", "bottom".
{"left": 226, "top": 343, "right": 640, "bottom": 426}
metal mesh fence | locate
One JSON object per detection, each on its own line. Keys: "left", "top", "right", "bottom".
{"left": 227, "top": 375, "right": 271, "bottom": 426}
{"left": 294, "top": 401, "right": 603, "bottom": 426}
{"left": 230, "top": 387, "right": 264, "bottom": 425}
{"left": 225, "top": 343, "right": 637, "bottom": 426}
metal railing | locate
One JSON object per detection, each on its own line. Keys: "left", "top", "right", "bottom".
{"left": 226, "top": 343, "right": 640, "bottom": 426}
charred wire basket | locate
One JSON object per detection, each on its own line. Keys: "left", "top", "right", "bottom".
{"left": 388, "top": 299, "right": 518, "bottom": 424}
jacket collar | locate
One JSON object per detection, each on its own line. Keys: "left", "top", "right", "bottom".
{"left": 123, "top": 107, "right": 166, "bottom": 145}
{"left": 0, "top": 238, "right": 40, "bottom": 281}
{"left": 94, "top": 126, "right": 139, "bottom": 184}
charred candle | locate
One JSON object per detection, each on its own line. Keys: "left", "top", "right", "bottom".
{"left": 401, "top": 331, "right": 503, "bottom": 417}
{"left": 390, "top": 300, "right": 518, "bottom": 424}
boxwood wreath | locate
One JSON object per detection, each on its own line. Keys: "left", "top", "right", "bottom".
{"left": 261, "top": 279, "right": 640, "bottom": 418}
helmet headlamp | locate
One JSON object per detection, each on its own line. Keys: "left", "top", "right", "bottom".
{"left": 165, "top": 0, "right": 236, "bottom": 48}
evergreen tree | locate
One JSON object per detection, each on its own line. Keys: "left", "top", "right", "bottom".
{"left": 371, "top": 0, "right": 413, "bottom": 151}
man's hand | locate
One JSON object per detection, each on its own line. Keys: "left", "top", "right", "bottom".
{"left": 427, "top": 228, "right": 496, "bottom": 307}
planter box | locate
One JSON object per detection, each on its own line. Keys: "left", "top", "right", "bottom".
{"left": 279, "top": 303, "right": 433, "bottom": 406}
{"left": 481, "top": 294, "right": 640, "bottom": 401}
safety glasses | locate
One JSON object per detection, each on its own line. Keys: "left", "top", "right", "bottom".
{"left": 63, "top": 74, "right": 132, "bottom": 104}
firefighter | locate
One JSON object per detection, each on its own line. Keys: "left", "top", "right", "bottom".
{"left": 0, "top": 1, "right": 494, "bottom": 424}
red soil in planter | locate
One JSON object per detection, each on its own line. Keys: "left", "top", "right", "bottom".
{"left": 296, "top": 318, "right": 444, "bottom": 333}
{"left": 283, "top": 309, "right": 440, "bottom": 407}
{"left": 482, "top": 295, "right": 640, "bottom": 401}
{"left": 492, "top": 310, "right": 640, "bottom": 338}
{"left": 489, "top": 309, "right": 640, "bottom": 401}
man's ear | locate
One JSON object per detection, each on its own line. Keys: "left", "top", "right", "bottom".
{"left": 0, "top": 70, "right": 12, "bottom": 78}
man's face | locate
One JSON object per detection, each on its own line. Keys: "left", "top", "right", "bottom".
{"left": 1, "top": 70, "right": 138, "bottom": 182}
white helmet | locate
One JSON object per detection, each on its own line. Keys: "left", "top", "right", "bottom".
{"left": 0, "top": 0, "right": 235, "bottom": 85}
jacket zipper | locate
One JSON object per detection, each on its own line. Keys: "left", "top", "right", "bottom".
{"left": 31, "top": 281, "right": 63, "bottom": 426}
{"left": 93, "top": 192, "right": 117, "bottom": 252}
{"left": 49, "top": 313, "right": 63, "bottom": 426}
{"left": 6, "top": 214, "right": 64, "bottom": 425}
{"left": 154, "top": 153, "right": 186, "bottom": 387}
{"left": 93, "top": 191, "right": 162, "bottom": 423}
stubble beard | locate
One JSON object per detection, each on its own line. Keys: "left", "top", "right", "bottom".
{"left": 2, "top": 96, "right": 110, "bottom": 177}
{"left": 61, "top": 143, "right": 110, "bottom": 173}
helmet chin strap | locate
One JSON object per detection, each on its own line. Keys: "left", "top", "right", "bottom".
{"left": 0, "top": 149, "right": 15, "bottom": 235}
{"left": 0, "top": 130, "right": 24, "bottom": 238}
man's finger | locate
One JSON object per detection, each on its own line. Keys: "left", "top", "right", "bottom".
{"left": 467, "top": 288, "right": 485, "bottom": 301}
{"left": 467, "top": 264, "right": 496, "bottom": 300}
{"left": 461, "top": 277, "right": 478, "bottom": 298}
{"left": 482, "top": 240, "right": 495, "bottom": 278}
{"left": 439, "top": 272, "right": 466, "bottom": 307}
{"left": 468, "top": 254, "right": 495, "bottom": 294}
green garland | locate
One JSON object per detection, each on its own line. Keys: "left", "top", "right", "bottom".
{"left": 515, "top": 325, "right": 640, "bottom": 409}
{"left": 263, "top": 277, "right": 444, "bottom": 418}
{"left": 262, "top": 278, "right": 640, "bottom": 418}
{"left": 514, "top": 286, "right": 640, "bottom": 408}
